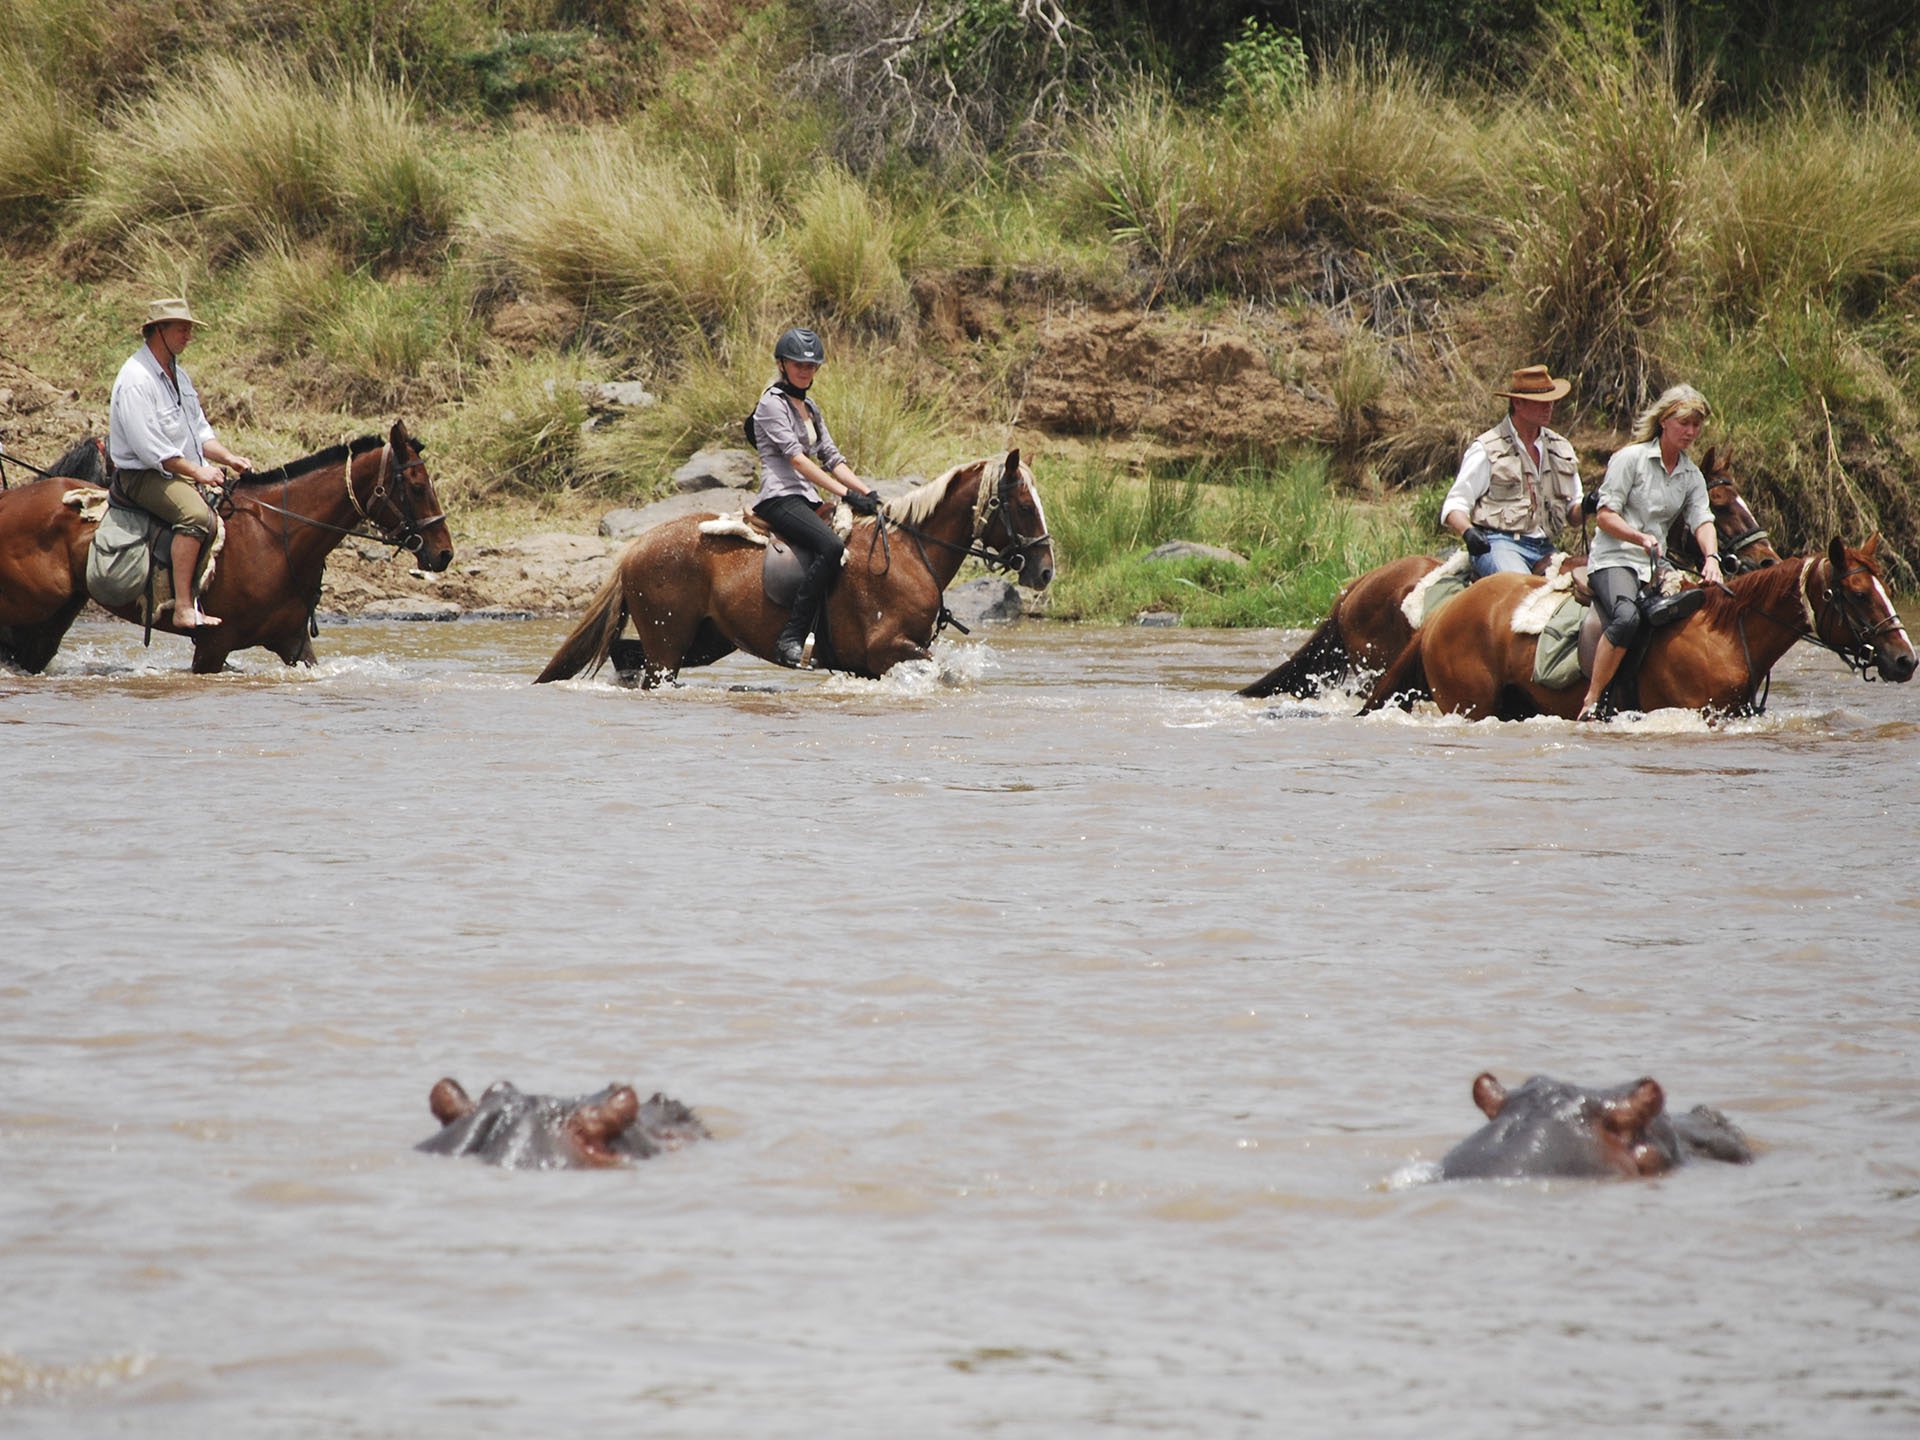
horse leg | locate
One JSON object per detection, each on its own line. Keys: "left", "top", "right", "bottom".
{"left": 0, "top": 596, "right": 87, "bottom": 674}
{"left": 1241, "top": 609, "right": 1349, "bottom": 698}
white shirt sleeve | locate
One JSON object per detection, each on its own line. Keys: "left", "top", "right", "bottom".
{"left": 1439, "top": 441, "right": 1492, "bottom": 528}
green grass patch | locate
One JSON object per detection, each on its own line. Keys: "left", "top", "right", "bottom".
{"left": 1044, "top": 452, "right": 1433, "bottom": 626}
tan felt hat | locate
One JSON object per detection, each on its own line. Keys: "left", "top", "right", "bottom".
{"left": 1494, "top": 364, "right": 1572, "bottom": 403}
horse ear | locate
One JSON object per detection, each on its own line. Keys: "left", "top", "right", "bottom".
{"left": 389, "top": 418, "right": 410, "bottom": 452}
{"left": 1005, "top": 448, "right": 1021, "bottom": 476}
{"left": 1862, "top": 532, "right": 1881, "bottom": 559}
{"left": 1699, "top": 444, "right": 1717, "bottom": 476}
{"left": 1829, "top": 536, "right": 1847, "bottom": 572}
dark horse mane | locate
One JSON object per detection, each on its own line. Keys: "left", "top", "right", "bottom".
{"left": 237, "top": 434, "right": 389, "bottom": 488}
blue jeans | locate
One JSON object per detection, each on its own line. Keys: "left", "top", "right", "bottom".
{"left": 1471, "top": 531, "right": 1553, "bottom": 580}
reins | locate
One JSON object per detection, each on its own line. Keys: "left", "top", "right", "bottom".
{"left": 862, "top": 464, "right": 1049, "bottom": 639}
{"left": 1707, "top": 555, "right": 1900, "bottom": 709}
{"left": 222, "top": 441, "right": 441, "bottom": 554}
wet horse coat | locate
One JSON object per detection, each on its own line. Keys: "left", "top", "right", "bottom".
{"left": 1238, "top": 449, "right": 1778, "bottom": 699}
{"left": 0, "top": 422, "right": 452, "bottom": 674}
{"left": 1358, "top": 536, "right": 1915, "bottom": 720}
{"left": 535, "top": 452, "right": 1054, "bottom": 686}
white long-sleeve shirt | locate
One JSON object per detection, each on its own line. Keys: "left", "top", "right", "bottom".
{"left": 108, "top": 344, "right": 215, "bottom": 472}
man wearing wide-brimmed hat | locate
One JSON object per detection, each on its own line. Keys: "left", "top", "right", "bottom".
{"left": 108, "top": 298, "right": 252, "bottom": 628}
{"left": 1439, "top": 364, "right": 1584, "bottom": 580}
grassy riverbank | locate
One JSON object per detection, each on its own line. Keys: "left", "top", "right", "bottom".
{"left": 2, "top": 1, "right": 1916, "bottom": 619}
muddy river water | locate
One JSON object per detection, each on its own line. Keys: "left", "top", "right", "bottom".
{"left": 3, "top": 613, "right": 1917, "bottom": 1437}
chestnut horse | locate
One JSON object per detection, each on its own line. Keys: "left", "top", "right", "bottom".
{"left": 536, "top": 451, "right": 1053, "bottom": 686}
{"left": 0, "top": 421, "right": 452, "bottom": 674}
{"left": 1357, "top": 536, "right": 1914, "bottom": 721}
{"left": 1238, "top": 448, "right": 1779, "bottom": 699}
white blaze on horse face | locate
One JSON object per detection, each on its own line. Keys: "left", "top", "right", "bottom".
{"left": 1021, "top": 467, "right": 1048, "bottom": 541}
{"left": 1870, "top": 577, "right": 1911, "bottom": 644}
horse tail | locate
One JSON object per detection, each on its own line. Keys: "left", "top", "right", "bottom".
{"left": 1356, "top": 636, "right": 1427, "bottom": 715}
{"left": 1238, "top": 610, "right": 1349, "bottom": 698}
{"left": 534, "top": 569, "right": 628, "bottom": 684}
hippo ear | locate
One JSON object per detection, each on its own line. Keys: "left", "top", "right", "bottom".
{"left": 429, "top": 1077, "right": 474, "bottom": 1127}
{"left": 1471, "top": 1073, "right": 1507, "bottom": 1120}
{"left": 1600, "top": 1078, "right": 1664, "bottom": 1136}
{"left": 565, "top": 1085, "right": 642, "bottom": 1166}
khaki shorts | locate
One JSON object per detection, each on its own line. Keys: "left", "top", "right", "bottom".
{"left": 118, "top": 466, "right": 216, "bottom": 540}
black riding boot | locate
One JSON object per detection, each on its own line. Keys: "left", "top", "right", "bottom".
{"left": 774, "top": 556, "right": 832, "bottom": 668}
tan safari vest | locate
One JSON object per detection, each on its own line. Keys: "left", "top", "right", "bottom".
{"left": 1471, "top": 422, "right": 1579, "bottom": 535}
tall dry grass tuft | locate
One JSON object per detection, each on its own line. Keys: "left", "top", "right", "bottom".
{"left": 444, "top": 351, "right": 602, "bottom": 500}
{"left": 78, "top": 53, "right": 454, "bottom": 263}
{"left": 1700, "top": 88, "right": 1920, "bottom": 323}
{"left": 1507, "top": 38, "right": 1703, "bottom": 416}
{"left": 0, "top": 48, "right": 93, "bottom": 231}
{"left": 1064, "top": 89, "right": 1240, "bottom": 291}
{"left": 241, "top": 240, "right": 476, "bottom": 408}
{"left": 789, "top": 165, "right": 911, "bottom": 329}
{"left": 463, "top": 129, "right": 796, "bottom": 353}
{"left": 1244, "top": 51, "right": 1488, "bottom": 266}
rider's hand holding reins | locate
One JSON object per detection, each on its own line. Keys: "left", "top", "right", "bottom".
{"left": 844, "top": 489, "right": 881, "bottom": 517}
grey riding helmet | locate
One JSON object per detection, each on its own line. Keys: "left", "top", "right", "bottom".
{"left": 774, "top": 327, "right": 824, "bottom": 364}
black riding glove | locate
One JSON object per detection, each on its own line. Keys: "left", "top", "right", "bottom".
{"left": 844, "top": 489, "right": 880, "bottom": 516}
{"left": 1461, "top": 525, "right": 1492, "bottom": 557}
{"left": 1580, "top": 491, "right": 1599, "bottom": 518}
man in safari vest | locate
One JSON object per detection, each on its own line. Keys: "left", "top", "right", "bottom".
{"left": 108, "top": 297, "right": 252, "bottom": 628}
{"left": 1439, "top": 364, "right": 1584, "bottom": 579}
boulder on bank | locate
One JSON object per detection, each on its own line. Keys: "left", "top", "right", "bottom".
{"left": 1144, "top": 540, "right": 1248, "bottom": 565}
{"left": 945, "top": 577, "right": 1025, "bottom": 627}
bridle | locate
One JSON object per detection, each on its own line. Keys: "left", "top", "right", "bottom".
{"left": 868, "top": 461, "right": 1052, "bottom": 578}
{"left": 1729, "top": 554, "right": 1907, "bottom": 709}
{"left": 229, "top": 440, "right": 444, "bottom": 554}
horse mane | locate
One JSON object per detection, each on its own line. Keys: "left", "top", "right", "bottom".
{"left": 883, "top": 460, "right": 986, "bottom": 528}
{"left": 49, "top": 435, "right": 110, "bottom": 484}
{"left": 237, "top": 434, "right": 385, "bottom": 488}
{"left": 1703, "top": 553, "right": 1808, "bottom": 626}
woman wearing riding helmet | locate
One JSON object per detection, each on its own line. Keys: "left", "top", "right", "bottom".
{"left": 750, "top": 326, "right": 882, "bottom": 668}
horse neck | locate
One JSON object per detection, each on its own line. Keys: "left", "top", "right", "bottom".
{"left": 246, "top": 448, "right": 375, "bottom": 571}
{"left": 914, "top": 465, "right": 988, "bottom": 589}
{"left": 1722, "top": 556, "right": 1820, "bottom": 667}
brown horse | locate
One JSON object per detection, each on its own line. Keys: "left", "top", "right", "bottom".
{"left": 1357, "top": 535, "right": 1914, "bottom": 721}
{"left": 537, "top": 451, "right": 1053, "bottom": 686}
{"left": 1238, "top": 447, "right": 1779, "bottom": 699}
{"left": 0, "top": 421, "right": 452, "bottom": 674}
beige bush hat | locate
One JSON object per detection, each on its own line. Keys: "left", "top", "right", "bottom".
{"left": 1494, "top": 363, "right": 1572, "bottom": 403}
{"left": 141, "top": 298, "right": 202, "bottom": 331}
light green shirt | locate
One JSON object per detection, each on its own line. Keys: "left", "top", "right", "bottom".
{"left": 1590, "top": 438, "right": 1711, "bottom": 581}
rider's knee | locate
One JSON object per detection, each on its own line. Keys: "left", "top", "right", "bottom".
{"left": 1601, "top": 601, "right": 1642, "bottom": 648}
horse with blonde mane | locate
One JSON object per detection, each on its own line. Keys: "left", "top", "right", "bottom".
{"left": 536, "top": 451, "right": 1053, "bottom": 687}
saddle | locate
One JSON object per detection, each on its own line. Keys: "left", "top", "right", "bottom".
{"left": 70, "top": 488, "right": 224, "bottom": 629}
{"left": 697, "top": 500, "right": 850, "bottom": 609}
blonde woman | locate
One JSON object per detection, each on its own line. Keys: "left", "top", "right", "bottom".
{"left": 1579, "top": 385, "right": 1723, "bottom": 719}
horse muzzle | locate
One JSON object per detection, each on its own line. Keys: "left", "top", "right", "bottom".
{"left": 1877, "top": 645, "right": 1917, "bottom": 683}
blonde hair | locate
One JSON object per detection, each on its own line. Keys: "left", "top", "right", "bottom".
{"left": 1630, "top": 384, "right": 1712, "bottom": 443}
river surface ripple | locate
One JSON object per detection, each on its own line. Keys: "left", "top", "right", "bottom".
{"left": 3, "top": 615, "right": 1917, "bottom": 1437}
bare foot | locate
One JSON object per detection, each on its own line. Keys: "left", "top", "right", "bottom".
{"left": 176, "top": 608, "right": 221, "bottom": 628}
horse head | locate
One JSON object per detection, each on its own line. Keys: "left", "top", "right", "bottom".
{"left": 1699, "top": 447, "right": 1778, "bottom": 572}
{"left": 983, "top": 450, "right": 1054, "bottom": 591}
{"left": 1817, "top": 534, "right": 1915, "bottom": 683}
{"left": 357, "top": 420, "right": 454, "bottom": 572}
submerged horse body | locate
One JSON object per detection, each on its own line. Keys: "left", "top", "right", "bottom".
{"left": 1358, "top": 535, "right": 1914, "bottom": 721}
{"left": 0, "top": 421, "right": 451, "bottom": 674}
{"left": 1239, "top": 449, "right": 1778, "bottom": 700}
{"left": 536, "top": 451, "right": 1053, "bottom": 686}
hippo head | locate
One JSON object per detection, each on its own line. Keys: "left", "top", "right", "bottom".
{"left": 416, "top": 1077, "right": 708, "bottom": 1169}
{"left": 1438, "top": 1073, "right": 1751, "bottom": 1181}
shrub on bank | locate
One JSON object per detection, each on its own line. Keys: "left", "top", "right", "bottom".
{"left": 77, "top": 54, "right": 454, "bottom": 264}
{"left": 462, "top": 129, "right": 795, "bottom": 353}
